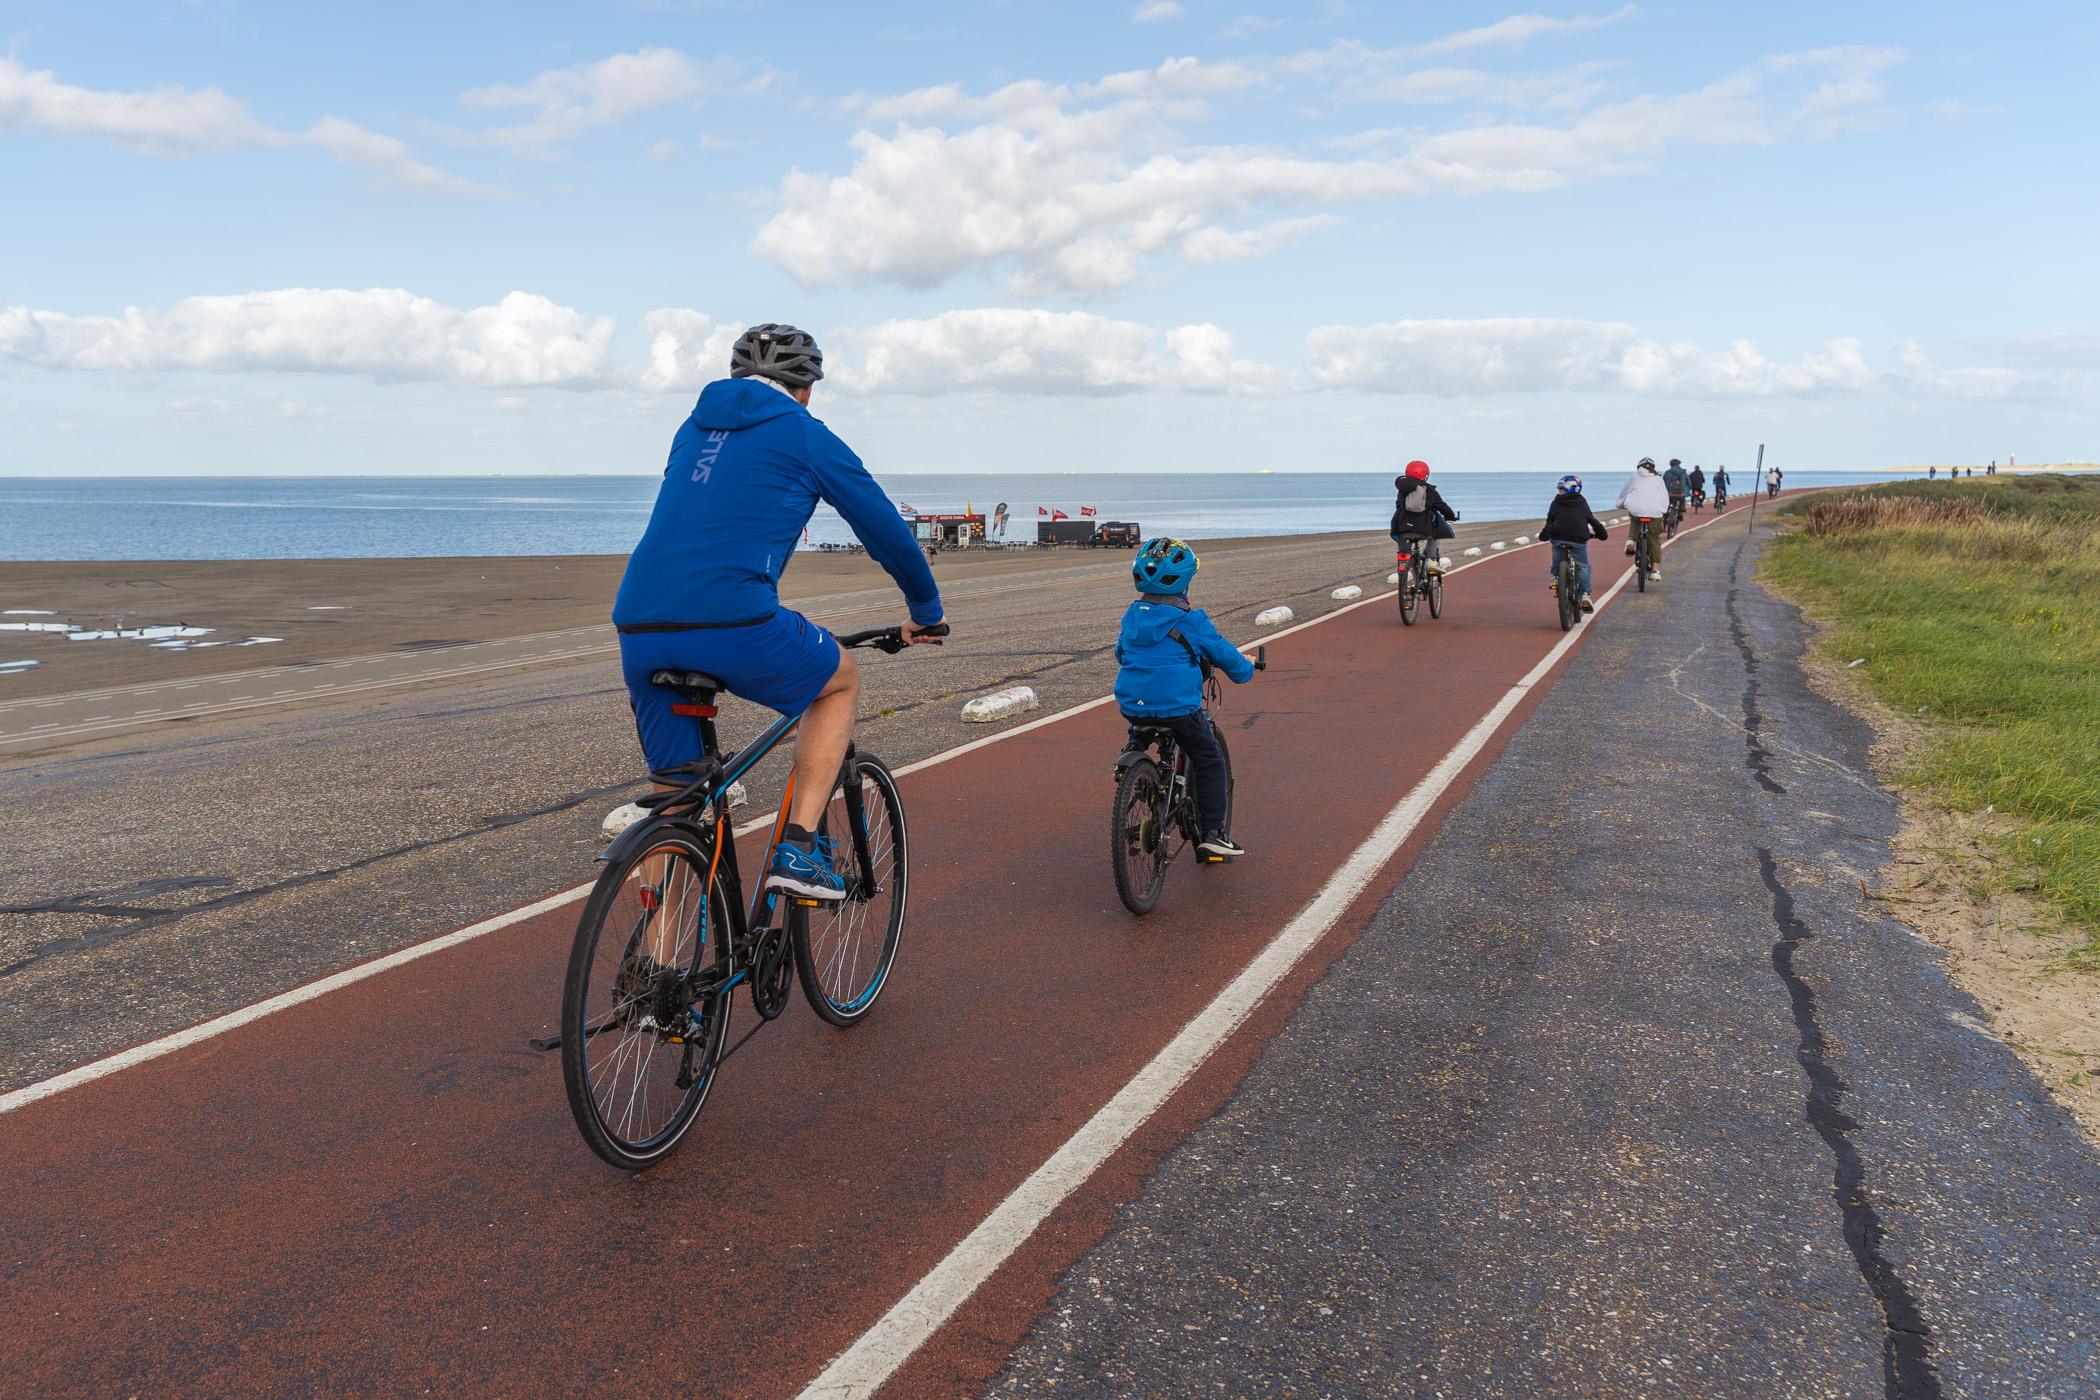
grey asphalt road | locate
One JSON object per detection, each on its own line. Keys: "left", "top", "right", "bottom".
{"left": 988, "top": 519, "right": 2100, "bottom": 1397}
{"left": 3, "top": 525, "right": 1502, "bottom": 1092}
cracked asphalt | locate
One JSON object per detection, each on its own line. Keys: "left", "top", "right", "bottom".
{"left": 989, "top": 519, "right": 2100, "bottom": 1398}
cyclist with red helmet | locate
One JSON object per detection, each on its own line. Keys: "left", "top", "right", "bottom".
{"left": 1390, "top": 459, "right": 1460, "bottom": 573}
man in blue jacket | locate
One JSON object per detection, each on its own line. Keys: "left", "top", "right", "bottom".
{"left": 1113, "top": 538, "right": 1256, "bottom": 859}
{"left": 614, "top": 324, "right": 944, "bottom": 900}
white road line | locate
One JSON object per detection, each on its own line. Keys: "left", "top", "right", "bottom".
{"left": 0, "top": 510, "right": 1737, "bottom": 1131}
{"left": 795, "top": 544, "right": 1671, "bottom": 1400}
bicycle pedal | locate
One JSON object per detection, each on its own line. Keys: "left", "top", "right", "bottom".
{"left": 789, "top": 897, "right": 823, "bottom": 908}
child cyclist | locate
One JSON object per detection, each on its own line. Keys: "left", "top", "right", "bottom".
{"left": 1114, "top": 538, "right": 1256, "bottom": 860}
{"left": 1390, "top": 459, "right": 1460, "bottom": 571}
{"left": 1538, "top": 474, "right": 1609, "bottom": 613}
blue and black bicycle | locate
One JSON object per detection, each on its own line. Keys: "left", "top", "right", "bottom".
{"left": 552, "top": 624, "right": 944, "bottom": 1170}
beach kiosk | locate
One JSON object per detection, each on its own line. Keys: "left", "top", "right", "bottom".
{"left": 911, "top": 512, "right": 987, "bottom": 549}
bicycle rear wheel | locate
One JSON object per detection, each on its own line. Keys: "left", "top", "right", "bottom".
{"left": 562, "top": 826, "right": 733, "bottom": 1171}
{"left": 1557, "top": 556, "right": 1578, "bottom": 631}
{"left": 794, "top": 753, "right": 907, "bottom": 1027}
{"left": 1111, "top": 755, "right": 1174, "bottom": 914}
{"left": 1635, "top": 530, "right": 1649, "bottom": 591}
{"left": 1398, "top": 561, "right": 1420, "bottom": 626}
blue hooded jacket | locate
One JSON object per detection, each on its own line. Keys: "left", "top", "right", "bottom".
{"left": 1113, "top": 596, "right": 1254, "bottom": 719}
{"left": 613, "top": 379, "right": 941, "bottom": 630}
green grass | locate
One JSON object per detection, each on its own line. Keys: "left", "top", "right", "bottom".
{"left": 1764, "top": 474, "right": 2100, "bottom": 963}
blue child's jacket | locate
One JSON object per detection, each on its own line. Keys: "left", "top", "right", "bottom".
{"left": 1113, "top": 596, "right": 1254, "bottom": 718}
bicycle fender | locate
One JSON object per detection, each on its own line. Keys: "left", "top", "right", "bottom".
{"left": 1113, "top": 749, "right": 1152, "bottom": 778}
{"left": 598, "top": 813, "right": 718, "bottom": 865}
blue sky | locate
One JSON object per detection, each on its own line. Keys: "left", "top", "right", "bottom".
{"left": 2, "top": 1, "right": 2094, "bottom": 475}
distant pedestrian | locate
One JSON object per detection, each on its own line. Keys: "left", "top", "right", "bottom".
{"left": 1929, "top": 466, "right": 1937, "bottom": 480}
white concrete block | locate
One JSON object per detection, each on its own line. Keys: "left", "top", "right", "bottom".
{"left": 1463, "top": 546, "right": 1482, "bottom": 557}
{"left": 1330, "top": 585, "right": 1363, "bottom": 600}
{"left": 1386, "top": 572, "right": 1400, "bottom": 584}
{"left": 602, "top": 802, "right": 647, "bottom": 841}
{"left": 962, "top": 685, "right": 1040, "bottom": 723}
{"left": 1255, "top": 605, "right": 1295, "bottom": 626}
{"left": 1491, "top": 541, "right": 1508, "bottom": 550}
{"left": 1512, "top": 534, "right": 1530, "bottom": 543}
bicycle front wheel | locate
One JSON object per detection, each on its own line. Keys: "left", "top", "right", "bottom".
{"left": 1110, "top": 755, "right": 1174, "bottom": 914}
{"left": 795, "top": 753, "right": 908, "bottom": 1026}
{"left": 562, "top": 826, "right": 733, "bottom": 1171}
{"left": 1427, "top": 570, "right": 1444, "bottom": 620}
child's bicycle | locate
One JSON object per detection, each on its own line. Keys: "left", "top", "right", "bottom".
{"left": 1551, "top": 544, "right": 1583, "bottom": 631}
{"left": 1690, "top": 489, "right": 1706, "bottom": 514}
{"left": 1109, "top": 646, "right": 1265, "bottom": 914}
{"left": 541, "top": 624, "right": 945, "bottom": 1171}
{"left": 1395, "top": 534, "right": 1444, "bottom": 626}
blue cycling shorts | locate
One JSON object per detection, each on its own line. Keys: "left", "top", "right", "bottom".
{"left": 619, "top": 608, "right": 841, "bottom": 773}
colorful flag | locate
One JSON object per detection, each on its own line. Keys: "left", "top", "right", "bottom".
{"left": 1037, "top": 506, "right": 1049, "bottom": 516}
{"left": 1079, "top": 506, "right": 1097, "bottom": 517}
{"left": 898, "top": 502, "right": 919, "bottom": 515}
{"left": 1051, "top": 509, "right": 1069, "bottom": 521}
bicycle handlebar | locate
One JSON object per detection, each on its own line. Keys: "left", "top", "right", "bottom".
{"left": 833, "top": 622, "right": 950, "bottom": 654}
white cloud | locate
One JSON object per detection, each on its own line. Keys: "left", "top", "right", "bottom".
{"left": 6, "top": 291, "right": 2047, "bottom": 406}
{"left": 306, "top": 117, "right": 498, "bottom": 196}
{"left": 0, "top": 55, "right": 270, "bottom": 153}
{"left": 1132, "top": 1, "right": 1189, "bottom": 22}
{"left": 1413, "top": 5, "right": 1635, "bottom": 58}
{"left": 455, "top": 48, "right": 758, "bottom": 151}
{"left": 0, "top": 56, "right": 489, "bottom": 193}
{"left": 759, "top": 47, "right": 1901, "bottom": 294}
{"left": 1308, "top": 318, "right": 1895, "bottom": 397}
{"left": 0, "top": 289, "right": 615, "bottom": 387}
{"left": 829, "top": 308, "right": 1279, "bottom": 396}
{"left": 639, "top": 309, "right": 740, "bottom": 392}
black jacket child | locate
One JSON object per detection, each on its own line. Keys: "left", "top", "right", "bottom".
{"left": 1390, "top": 476, "right": 1459, "bottom": 538}
{"left": 1538, "top": 491, "right": 1609, "bottom": 545}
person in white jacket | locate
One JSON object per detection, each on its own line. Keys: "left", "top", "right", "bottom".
{"left": 1616, "top": 457, "right": 1670, "bottom": 581}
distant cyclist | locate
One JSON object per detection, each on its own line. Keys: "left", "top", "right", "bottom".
{"left": 1712, "top": 464, "right": 1730, "bottom": 507}
{"left": 1687, "top": 463, "right": 1706, "bottom": 506}
{"left": 1616, "top": 456, "right": 1669, "bottom": 582}
{"left": 1766, "top": 465, "right": 1783, "bottom": 499}
{"left": 1538, "top": 474, "right": 1608, "bottom": 613}
{"left": 1114, "top": 539, "right": 1255, "bottom": 859}
{"left": 1662, "top": 458, "right": 1689, "bottom": 527}
{"left": 1390, "top": 460, "right": 1459, "bottom": 573}
{"left": 612, "top": 323, "right": 946, "bottom": 901}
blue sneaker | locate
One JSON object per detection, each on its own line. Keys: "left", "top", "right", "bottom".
{"left": 767, "top": 834, "right": 847, "bottom": 901}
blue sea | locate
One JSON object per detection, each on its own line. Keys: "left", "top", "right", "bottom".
{"left": 0, "top": 471, "right": 1898, "bottom": 562}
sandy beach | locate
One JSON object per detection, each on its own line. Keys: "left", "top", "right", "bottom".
{"left": 0, "top": 529, "right": 1465, "bottom": 699}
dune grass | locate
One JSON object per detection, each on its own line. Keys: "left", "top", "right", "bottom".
{"left": 1763, "top": 475, "right": 2100, "bottom": 963}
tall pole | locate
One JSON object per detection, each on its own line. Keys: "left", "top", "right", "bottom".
{"left": 1748, "top": 443, "right": 1766, "bottom": 535}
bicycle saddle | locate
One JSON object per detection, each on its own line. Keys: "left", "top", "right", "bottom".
{"left": 650, "top": 668, "right": 724, "bottom": 700}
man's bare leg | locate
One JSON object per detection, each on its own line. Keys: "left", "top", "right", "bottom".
{"left": 787, "top": 650, "right": 860, "bottom": 832}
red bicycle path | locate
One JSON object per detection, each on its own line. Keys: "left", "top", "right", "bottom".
{"left": 2, "top": 507, "right": 1759, "bottom": 1397}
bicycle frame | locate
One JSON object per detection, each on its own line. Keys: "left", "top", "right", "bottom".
{"left": 598, "top": 706, "right": 879, "bottom": 999}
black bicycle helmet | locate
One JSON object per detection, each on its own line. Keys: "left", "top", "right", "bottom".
{"left": 730, "top": 323, "right": 825, "bottom": 388}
